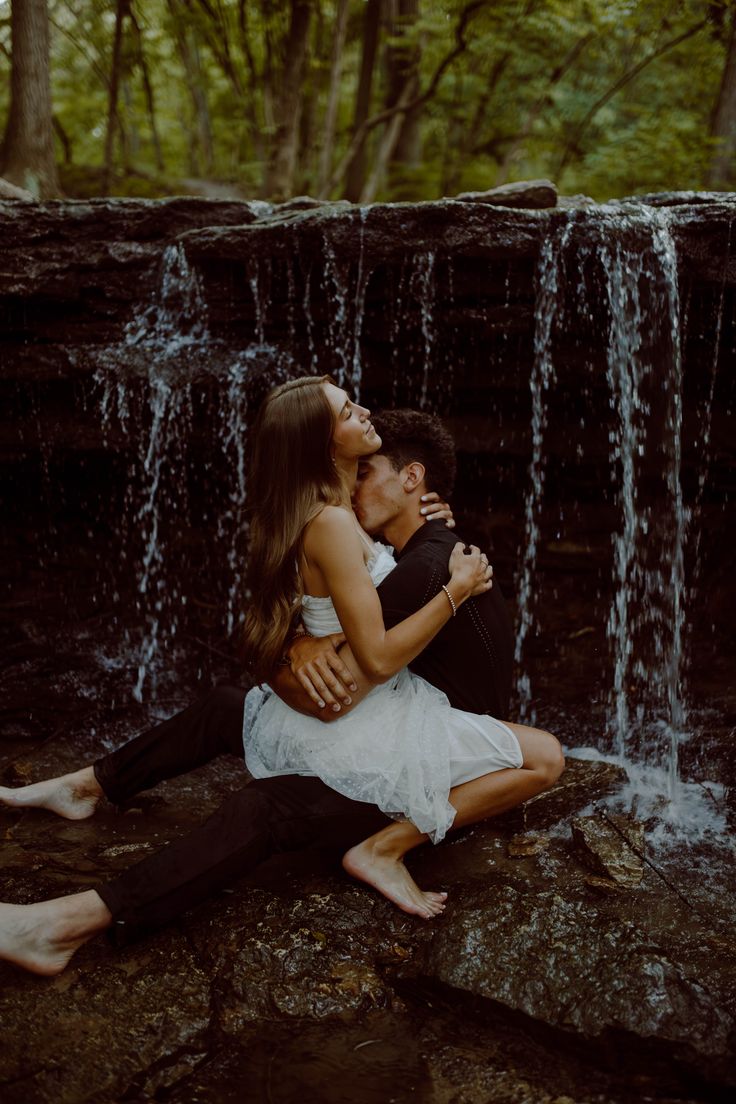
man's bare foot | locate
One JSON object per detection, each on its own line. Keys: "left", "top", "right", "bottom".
{"left": 342, "top": 840, "right": 447, "bottom": 919}
{"left": 0, "top": 767, "right": 103, "bottom": 821}
{"left": 0, "top": 891, "right": 112, "bottom": 976}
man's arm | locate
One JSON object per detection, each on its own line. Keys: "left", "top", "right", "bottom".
{"left": 268, "top": 635, "right": 377, "bottom": 722}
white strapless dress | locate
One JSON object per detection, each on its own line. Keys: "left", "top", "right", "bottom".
{"left": 243, "top": 543, "right": 522, "bottom": 842}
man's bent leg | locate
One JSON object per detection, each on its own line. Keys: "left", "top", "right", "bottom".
{"left": 1, "top": 685, "right": 250, "bottom": 820}
{"left": 96, "top": 776, "right": 391, "bottom": 944}
{"left": 94, "top": 684, "right": 248, "bottom": 804}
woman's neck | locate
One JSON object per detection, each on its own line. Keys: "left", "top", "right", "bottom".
{"left": 335, "top": 457, "right": 358, "bottom": 495}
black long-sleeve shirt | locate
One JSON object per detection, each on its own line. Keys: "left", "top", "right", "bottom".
{"left": 375, "top": 524, "right": 513, "bottom": 718}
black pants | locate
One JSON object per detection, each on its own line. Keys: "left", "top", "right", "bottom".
{"left": 93, "top": 685, "right": 391, "bottom": 944}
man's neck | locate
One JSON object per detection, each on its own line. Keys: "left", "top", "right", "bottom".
{"left": 381, "top": 510, "right": 425, "bottom": 553}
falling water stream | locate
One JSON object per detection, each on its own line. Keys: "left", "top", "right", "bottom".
{"left": 508, "top": 207, "right": 695, "bottom": 810}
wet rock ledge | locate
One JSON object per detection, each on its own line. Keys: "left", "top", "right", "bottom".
{"left": 1, "top": 756, "right": 734, "bottom": 1103}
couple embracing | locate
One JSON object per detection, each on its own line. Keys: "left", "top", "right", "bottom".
{"left": 0, "top": 375, "right": 563, "bottom": 976}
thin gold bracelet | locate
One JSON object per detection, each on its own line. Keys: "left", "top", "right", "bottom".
{"left": 442, "top": 584, "right": 458, "bottom": 617}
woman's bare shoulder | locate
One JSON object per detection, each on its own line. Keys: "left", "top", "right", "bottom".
{"left": 307, "top": 504, "right": 355, "bottom": 535}
{"left": 304, "top": 505, "right": 362, "bottom": 559}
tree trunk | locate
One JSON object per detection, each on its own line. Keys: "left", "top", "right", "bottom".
{"left": 168, "top": 0, "right": 214, "bottom": 175}
{"left": 361, "top": 78, "right": 414, "bottom": 202}
{"left": 708, "top": 10, "right": 736, "bottom": 188}
{"left": 385, "top": 0, "right": 422, "bottom": 200}
{"left": 345, "top": 0, "right": 382, "bottom": 201}
{"left": 0, "top": 0, "right": 60, "bottom": 198}
{"left": 317, "top": 0, "right": 349, "bottom": 196}
{"left": 130, "top": 10, "right": 165, "bottom": 172}
{"left": 263, "top": 0, "right": 312, "bottom": 201}
{"left": 103, "top": 0, "right": 130, "bottom": 194}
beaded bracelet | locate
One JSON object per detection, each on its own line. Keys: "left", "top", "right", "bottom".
{"left": 441, "top": 584, "right": 458, "bottom": 617}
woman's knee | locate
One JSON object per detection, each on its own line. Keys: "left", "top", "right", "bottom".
{"left": 535, "top": 731, "right": 565, "bottom": 786}
{"left": 513, "top": 724, "right": 564, "bottom": 786}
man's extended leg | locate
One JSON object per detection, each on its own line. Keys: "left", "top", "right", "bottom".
{"left": 0, "top": 685, "right": 248, "bottom": 819}
{"left": 0, "top": 775, "right": 394, "bottom": 974}
{"left": 94, "top": 775, "right": 393, "bottom": 945}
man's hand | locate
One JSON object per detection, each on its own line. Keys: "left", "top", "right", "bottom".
{"left": 420, "top": 492, "right": 455, "bottom": 529}
{"left": 287, "top": 632, "right": 358, "bottom": 713}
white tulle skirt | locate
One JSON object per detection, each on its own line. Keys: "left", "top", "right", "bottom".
{"left": 243, "top": 669, "right": 523, "bottom": 843}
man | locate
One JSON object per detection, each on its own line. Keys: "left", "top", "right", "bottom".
{"left": 283, "top": 409, "right": 513, "bottom": 721}
{"left": 0, "top": 411, "right": 563, "bottom": 975}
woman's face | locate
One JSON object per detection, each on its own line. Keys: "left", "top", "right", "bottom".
{"left": 323, "top": 381, "right": 381, "bottom": 463}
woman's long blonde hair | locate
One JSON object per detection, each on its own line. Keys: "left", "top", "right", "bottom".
{"left": 241, "top": 375, "right": 345, "bottom": 682}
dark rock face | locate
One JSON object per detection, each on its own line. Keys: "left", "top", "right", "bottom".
{"left": 3, "top": 195, "right": 734, "bottom": 750}
{"left": 455, "top": 178, "right": 558, "bottom": 207}
{"left": 417, "top": 884, "right": 733, "bottom": 1069}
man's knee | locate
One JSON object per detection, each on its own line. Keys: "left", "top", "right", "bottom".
{"left": 217, "top": 782, "right": 275, "bottom": 833}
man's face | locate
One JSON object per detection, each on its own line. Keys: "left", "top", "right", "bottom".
{"left": 353, "top": 454, "right": 405, "bottom": 535}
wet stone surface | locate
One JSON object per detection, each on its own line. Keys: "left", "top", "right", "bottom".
{"left": 1, "top": 748, "right": 734, "bottom": 1103}
{"left": 570, "top": 813, "right": 645, "bottom": 886}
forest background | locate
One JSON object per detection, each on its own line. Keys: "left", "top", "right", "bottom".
{"left": 0, "top": 0, "right": 734, "bottom": 204}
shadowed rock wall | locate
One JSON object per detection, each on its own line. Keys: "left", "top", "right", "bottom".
{"left": 1, "top": 194, "right": 734, "bottom": 770}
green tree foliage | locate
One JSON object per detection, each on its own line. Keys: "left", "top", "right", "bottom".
{"left": 0, "top": 0, "right": 732, "bottom": 201}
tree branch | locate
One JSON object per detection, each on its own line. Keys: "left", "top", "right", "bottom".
{"left": 325, "top": 0, "right": 487, "bottom": 198}
{"left": 556, "top": 19, "right": 708, "bottom": 177}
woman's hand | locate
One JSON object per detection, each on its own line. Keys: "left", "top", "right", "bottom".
{"left": 286, "top": 632, "right": 358, "bottom": 712}
{"left": 419, "top": 492, "right": 455, "bottom": 529}
{"left": 447, "top": 542, "right": 493, "bottom": 603}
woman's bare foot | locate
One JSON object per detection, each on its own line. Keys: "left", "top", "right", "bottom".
{"left": 0, "top": 767, "right": 103, "bottom": 821}
{"left": 342, "top": 839, "right": 447, "bottom": 919}
{"left": 0, "top": 891, "right": 112, "bottom": 976}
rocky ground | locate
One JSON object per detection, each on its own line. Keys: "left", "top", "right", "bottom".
{"left": 2, "top": 746, "right": 734, "bottom": 1104}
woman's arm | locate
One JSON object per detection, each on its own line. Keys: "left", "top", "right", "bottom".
{"left": 303, "top": 506, "right": 490, "bottom": 684}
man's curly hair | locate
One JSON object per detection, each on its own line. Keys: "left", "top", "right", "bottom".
{"left": 371, "top": 409, "right": 457, "bottom": 501}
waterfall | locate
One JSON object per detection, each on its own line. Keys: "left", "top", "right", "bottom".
{"left": 133, "top": 376, "right": 192, "bottom": 700}
{"left": 388, "top": 251, "right": 439, "bottom": 410}
{"left": 599, "top": 210, "right": 687, "bottom": 787}
{"left": 514, "top": 216, "right": 575, "bottom": 723}
{"left": 511, "top": 207, "right": 689, "bottom": 787}
{"left": 320, "top": 213, "right": 373, "bottom": 398}
{"left": 77, "top": 203, "right": 715, "bottom": 794}
{"left": 92, "top": 241, "right": 302, "bottom": 698}
{"left": 688, "top": 214, "right": 733, "bottom": 587}
{"left": 119, "top": 244, "right": 207, "bottom": 698}
{"left": 417, "top": 252, "right": 437, "bottom": 410}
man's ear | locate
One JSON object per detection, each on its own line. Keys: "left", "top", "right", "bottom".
{"left": 401, "top": 461, "right": 426, "bottom": 493}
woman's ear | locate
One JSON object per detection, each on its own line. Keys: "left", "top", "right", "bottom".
{"left": 401, "top": 461, "right": 426, "bottom": 492}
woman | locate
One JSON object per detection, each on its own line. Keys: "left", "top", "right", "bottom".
{"left": 239, "top": 375, "right": 526, "bottom": 919}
